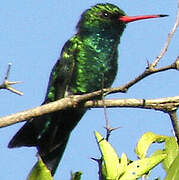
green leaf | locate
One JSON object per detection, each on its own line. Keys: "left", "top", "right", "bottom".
{"left": 162, "top": 137, "right": 178, "bottom": 172}
{"left": 151, "top": 149, "right": 165, "bottom": 156}
{"left": 101, "top": 153, "right": 128, "bottom": 179}
{"left": 119, "top": 153, "right": 128, "bottom": 175}
{"left": 119, "top": 153, "right": 166, "bottom": 180}
{"left": 135, "top": 132, "right": 167, "bottom": 159}
{"left": 95, "top": 131, "right": 120, "bottom": 179}
{"left": 164, "top": 154, "right": 179, "bottom": 180}
{"left": 26, "top": 157, "right": 53, "bottom": 180}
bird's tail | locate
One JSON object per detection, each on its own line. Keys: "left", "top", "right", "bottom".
{"left": 40, "top": 137, "right": 69, "bottom": 175}
{"left": 8, "top": 108, "right": 86, "bottom": 175}
{"left": 8, "top": 119, "right": 38, "bottom": 148}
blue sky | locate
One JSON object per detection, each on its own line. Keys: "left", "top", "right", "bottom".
{"left": 0, "top": 0, "right": 178, "bottom": 179}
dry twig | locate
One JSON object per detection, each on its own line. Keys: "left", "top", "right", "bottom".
{"left": 150, "top": 0, "right": 179, "bottom": 68}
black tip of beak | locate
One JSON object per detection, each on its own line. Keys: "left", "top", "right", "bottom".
{"left": 159, "top": 14, "right": 169, "bottom": 17}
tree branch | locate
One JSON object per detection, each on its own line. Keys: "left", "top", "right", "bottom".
{"left": 1, "top": 56, "right": 179, "bottom": 129}
{"left": 1, "top": 94, "right": 179, "bottom": 128}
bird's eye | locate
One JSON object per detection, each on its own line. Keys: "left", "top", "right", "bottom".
{"left": 101, "top": 11, "right": 110, "bottom": 18}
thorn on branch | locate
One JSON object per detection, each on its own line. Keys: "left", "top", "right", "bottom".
{"left": 104, "top": 126, "right": 121, "bottom": 141}
{"left": 91, "top": 157, "right": 103, "bottom": 180}
{"left": 174, "top": 56, "right": 179, "bottom": 70}
{"left": 146, "top": 59, "right": 150, "bottom": 69}
{"left": 0, "top": 63, "right": 23, "bottom": 96}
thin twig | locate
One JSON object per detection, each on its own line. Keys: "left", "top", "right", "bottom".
{"left": 101, "top": 73, "right": 111, "bottom": 141}
{"left": 106, "top": 57, "right": 178, "bottom": 95}
{"left": 102, "top": 73, "right": 121, "bottom": 141}
{"left": 150, "top": 0, "right": 179, "bottom": 68}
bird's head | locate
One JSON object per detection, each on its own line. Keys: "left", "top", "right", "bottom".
{"left": 77, "top": 3, "right": 168, "bottom": 37}
{"left": 77, "top": 3, "right": 127, "bottom": 35}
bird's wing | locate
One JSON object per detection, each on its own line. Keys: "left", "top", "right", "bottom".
{"left": 8, "top": 36, "right": 80, "bottom": 148}
{"left": 44, "top": 36, "right": 79, "bottom": 104}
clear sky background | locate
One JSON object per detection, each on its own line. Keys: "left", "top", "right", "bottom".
{"left": 0, "top": 0, "right": 178, "bottom": 179}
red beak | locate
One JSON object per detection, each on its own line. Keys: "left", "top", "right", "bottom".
{"left": 119, "top": 14, "right": 168, "bottom": 23}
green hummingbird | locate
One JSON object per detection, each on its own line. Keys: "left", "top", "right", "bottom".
{"left": 8, "top": 3, "right": 167, "bottom": 176}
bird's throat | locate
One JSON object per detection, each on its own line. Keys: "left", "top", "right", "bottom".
{"left": 69, "top": 32, "right": 120, "bottom": 94}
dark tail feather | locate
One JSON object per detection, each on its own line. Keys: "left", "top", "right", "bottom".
{"left": 8, "top": 108, "right": 86, "bottom": 175}
{"left": 8, "top": 114, "right": 52, "bottom": 148}
{"left": 8, "top": 118, "right": 70, "bottom": 175}
{"left": 40, "top": 137, "right": 69, "bottom": 175}
{"left": 8, "top": 120, "right": 38, "bottom": 148}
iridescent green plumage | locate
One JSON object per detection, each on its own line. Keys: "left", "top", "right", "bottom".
{"left": 46, "top": 4, "right": 126, "bottom": 97}
{"left": 8, "top": 3, "right": 166, "bottom": 176}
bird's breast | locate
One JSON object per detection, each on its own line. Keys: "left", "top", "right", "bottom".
{"left": 69, "top": 43, "right": 118, "bottom": 94}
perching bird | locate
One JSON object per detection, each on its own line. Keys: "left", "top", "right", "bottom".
{"left": 8, "top": 3, "right": 167, "bottom": 176}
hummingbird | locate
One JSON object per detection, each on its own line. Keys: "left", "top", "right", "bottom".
{"left": 8, "top": 3, "right": 167, "bottom": 176}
